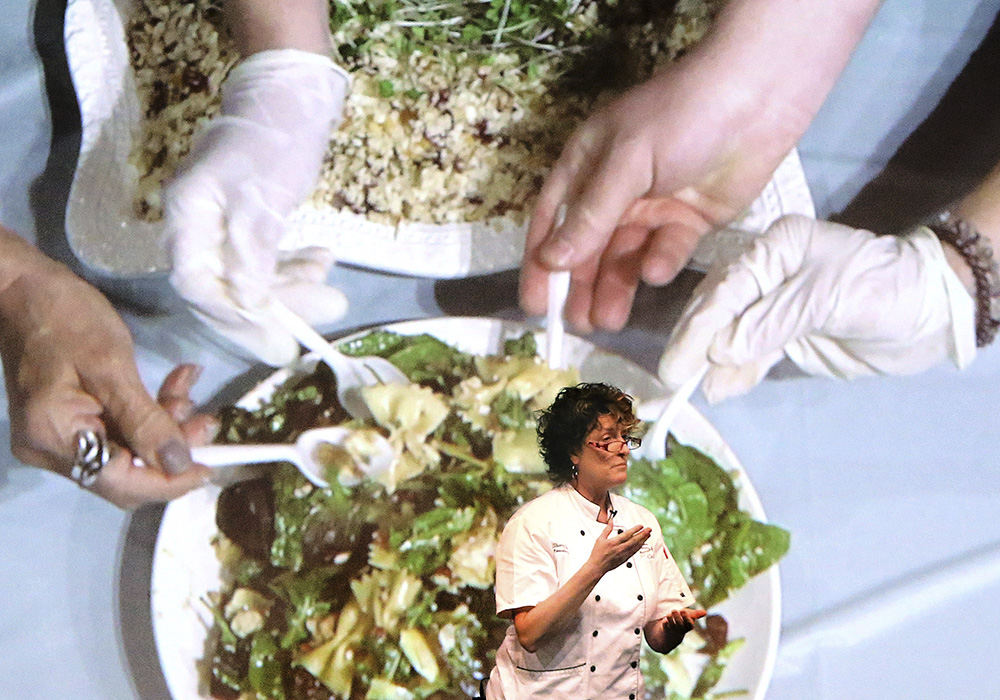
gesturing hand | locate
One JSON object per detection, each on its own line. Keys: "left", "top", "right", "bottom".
{"left": 589, "top": 520, "right": 651, "bottom": 574}
{"left": 657, "top": 608, "right": 708, "bottom": 633}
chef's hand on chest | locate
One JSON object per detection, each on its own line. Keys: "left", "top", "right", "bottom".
{"left": 585, "top": 520, "right": 651, "bottom": 576}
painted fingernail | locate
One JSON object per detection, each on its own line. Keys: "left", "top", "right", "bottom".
{"left": 157, "top": 438, "right": 192, "bottom": 475}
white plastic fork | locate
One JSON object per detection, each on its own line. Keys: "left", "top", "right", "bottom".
{"left": 546, "top": 270, "right": 571, "bottom": 369}
{"left": 633, "top": 364, "right": 709, "bottom": 460}
{"left": 545, "top": 205, "right": 571, "bottom": 369}
{"left": 268, "top": 300, "right": 408, "bottom": 421}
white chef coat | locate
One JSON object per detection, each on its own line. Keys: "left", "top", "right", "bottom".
{"left": 485, "top": 483, "right": 694, "bottom": 699}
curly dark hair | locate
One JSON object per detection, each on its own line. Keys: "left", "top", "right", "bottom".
{"left": 537, "top": 382, "right": 638, "bottom": 484}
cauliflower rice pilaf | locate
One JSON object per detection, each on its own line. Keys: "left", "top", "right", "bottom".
{"left": 126, "top": 0, "right": 722, "bottom": 226}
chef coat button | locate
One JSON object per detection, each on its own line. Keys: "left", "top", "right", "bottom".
{"left": 595, "top": 595, "right": 601, "bottom": 602}
{"left": 637, "top": 594, "right": 643, "bottom": 601}
{"left": 617, "top": 528, "right": 623, "bottom": 534}
{"left": 630, "top": 661, "right": 637, "bottom": 669}
{"left": 626, "top": 562, "right": 632, "bottom": 568}
{"left": 592, "top": 630, "right": 598, "bottom": 637}
{"left": 680, "top": 592, "right": 686, "bottom": 597}
{"left": 630, "top": 694, "right": 635, "bottom": 699}
{"left": 634, "top": 628, "right": 640, "bottom": 635}
{"left": 580, "top": 529, "right": 586, "bottom": 536}
{"left": 590, "top": 665, "right": 596, "bottom": 672}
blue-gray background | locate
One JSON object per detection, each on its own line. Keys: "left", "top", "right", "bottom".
{"left": 2, "top": 1, "right": 999, "bottom": 697}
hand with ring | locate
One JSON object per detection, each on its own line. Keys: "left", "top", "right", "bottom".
{"left": 0, "top": 229, "right": 213, "bottom": 508}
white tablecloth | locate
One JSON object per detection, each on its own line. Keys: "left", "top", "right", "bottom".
{"left": 2, "top": 1, "right": 1000, "bottom": 698}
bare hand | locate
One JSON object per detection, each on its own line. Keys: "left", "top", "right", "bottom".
{"left": 520, "top": 61, "right": 798, "bottom": 333}
{"left": 658, "top": 607, "right": 708, "bottom": 634}
{"left": 0, "top": 251, "right": 213, "bottom": 508}
{"left": 95, "top": 363, "right": 218, "bottom": 508}
{"left": 589, "top": 520, "right": 651, "bottom": 574}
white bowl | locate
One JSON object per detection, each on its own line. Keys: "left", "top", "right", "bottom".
{"left": 151, "top": 317, "right": 781, "bottom": 699}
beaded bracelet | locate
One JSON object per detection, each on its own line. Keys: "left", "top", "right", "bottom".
{"left": 925, "top": 210, "right": 1000, "bottom": 347}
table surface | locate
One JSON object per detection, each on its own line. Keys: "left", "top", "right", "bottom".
{"left": 2, "top": 1, "right": 1000, "bottom": 699}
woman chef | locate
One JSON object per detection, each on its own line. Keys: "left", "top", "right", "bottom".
{"left": 484, "top": 382, "right": 706, "bottom": 698}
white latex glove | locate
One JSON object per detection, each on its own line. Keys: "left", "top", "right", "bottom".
{"left": 165, "top": 49, "right": 350, "bottom": 366}
{"left": 659, "top": 214, "right": 976, "bottom": 403}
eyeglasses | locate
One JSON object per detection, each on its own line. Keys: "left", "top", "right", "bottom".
{"left": 587, "top": 436, "right": 642, "bottom": 453}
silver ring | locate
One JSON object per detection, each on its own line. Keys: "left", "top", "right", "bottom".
{"left": 70, "top": 429, "right": 111, "bottom": 488}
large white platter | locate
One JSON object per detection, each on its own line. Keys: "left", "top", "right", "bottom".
{"left": 151, "top": 317, "right": 781, "bottom": 699}
{"left": 64, "top": 0, "right": 814, "bottom": 279}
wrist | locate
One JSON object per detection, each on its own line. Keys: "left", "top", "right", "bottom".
{"left": 224, "top": 0, "right": 332, "bottom": 56}
{"left": 923, "top": 211, "right": 1000, "bottom": 348}
{"left": 0, "top": 228, "right": 61, "bottom": 315}
{"left": 939, "top": 239, "right": 976, "bottom": 294}
{"left": 580, "top": 559, "right": 605, "bottom": 585}
{"left": 646, "top": 618, "right": 682, "bottom": 654}
{"left": 954, "top": 170, "right": 1000, "bottom": 253}
{"left": 223, "top": 50, "right": 349, "bottom": 120}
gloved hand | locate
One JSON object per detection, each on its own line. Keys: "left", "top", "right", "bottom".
{"left": 659, "top": 215, "right": 977, "bottom": 403}
{"left": 165, "top": 49, "right": 350, "bottom": 366}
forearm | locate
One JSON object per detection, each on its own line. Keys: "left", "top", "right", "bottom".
{"left": 513, "top": 562, "right": 604, "bottom": 652}
{"left": 683, "top": 0, "right": 882, "bottom": 150}
{"left": 941, "top": 160, "right": 1000, "bottom": 294}
{"left": 956, "top": 161, "right": 1000, "bottom": 237}
{"left": 0, "top": 226, "right": 60, "bottom": 314}
{"left": 643, "top": 619, "right": 686, "bottom": 654}
{"left": 223, "top": 0, "right": 332, "bottom": 55}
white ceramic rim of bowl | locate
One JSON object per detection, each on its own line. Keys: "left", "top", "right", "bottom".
{"left": 150, "top": 317, "right": 781, "bottom": 699}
